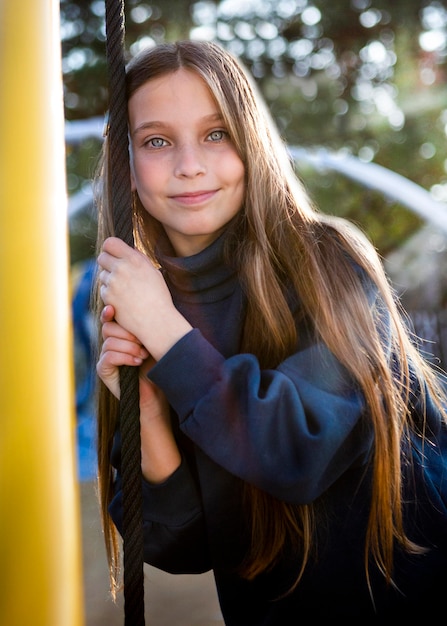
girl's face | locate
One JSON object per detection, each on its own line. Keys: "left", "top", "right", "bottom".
{"left": 128, "top": 68, "right": 245, "bottom": 257}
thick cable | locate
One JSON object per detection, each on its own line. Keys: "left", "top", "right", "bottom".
{"left": 104, "top": 0, "right": 145, "bottom": 624}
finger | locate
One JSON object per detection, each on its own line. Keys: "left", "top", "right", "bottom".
{"left": 97, "top": 250, "right": 113, "bottom": 271}
{"left": 100, "top": 305, "right": 116, "bottom": 324}
{"left": 103, "top": 236, "right": 131, "bottom": 257}
{"left": 95, "top": 354, "right": 122, "bottom": 399}
{"left": 99, "top": 269, "right": 109, "bottom": 286}
{"left": 99, "top": 282, "right": 109, "bottom": 306}
{"left": 101, "top": 320, "right": 142, "bottom": 343}
{"left": 98, "top": 348, "right": 145, "bottom": 370}
{"left": 101, "top": 335, "right": 149, "bottom": 361}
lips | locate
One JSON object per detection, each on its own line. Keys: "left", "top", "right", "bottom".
{"left": 170, "top": 190, "right": 218, "bottom": 205}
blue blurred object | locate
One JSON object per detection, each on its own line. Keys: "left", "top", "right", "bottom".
{"left": 72, "top": 258, "right": 97, "bottom": 481}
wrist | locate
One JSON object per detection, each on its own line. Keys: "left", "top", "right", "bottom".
{"left": 140, "top": 413, "right": 182, "bottom": 483}
{"left": 143, "top": 311, "right": 192, "bottom": 361}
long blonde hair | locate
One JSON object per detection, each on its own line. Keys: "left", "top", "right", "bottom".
{"left": 94, "top": 40, "right": 447, "bottom": 598}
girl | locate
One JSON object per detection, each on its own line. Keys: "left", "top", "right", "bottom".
{"left": 95, "top": 40, "right": 447, "bottom": 621}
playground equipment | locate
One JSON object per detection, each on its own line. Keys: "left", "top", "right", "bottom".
{"left": 0, "top": 1, "right": 84, "bottom": 624}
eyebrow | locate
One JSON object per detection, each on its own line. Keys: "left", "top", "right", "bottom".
{"left": 131, "top": 112, "right": 224, "bottom": 137}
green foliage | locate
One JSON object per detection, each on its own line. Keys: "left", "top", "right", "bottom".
{"left": 69, "top": 208, "right": 97, "bottom": 265}
{"left": 61, "top": 0, "right": 195, "bottom": 119}
{"left": 66, "top": 137, "right": 103, "bottom": 194}
{"left": 67, "top": 136, "right": 101, "bottom": 266}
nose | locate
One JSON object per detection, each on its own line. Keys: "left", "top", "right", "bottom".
{"left": 173, "top": 144, "right": 206, "bottom": 178}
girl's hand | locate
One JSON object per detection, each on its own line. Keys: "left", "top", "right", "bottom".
{"left": 97, "top": 304, "right": 181, "bottom": 482}
{"left": 97, "top": 237, "right": 192, "bottom": 361}
{"left": 96, "top": 304, "right": 150, "bottom": 399}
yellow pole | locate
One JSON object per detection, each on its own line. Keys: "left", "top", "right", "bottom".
{"left": 0, "top": 1, "right": 84, "bottom": 625}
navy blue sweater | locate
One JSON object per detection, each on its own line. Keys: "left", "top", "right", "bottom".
{"left": 110, "top": 231, "right": 447, "bottom": 622}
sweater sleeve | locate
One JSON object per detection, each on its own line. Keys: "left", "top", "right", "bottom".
{"left": 109, "top": 454, "right": 212, "bottom": 573}
{"left": 148, "top": 329, "right": 374, "bottom": 504}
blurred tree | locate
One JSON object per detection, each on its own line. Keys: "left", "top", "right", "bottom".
{"left": 61, "top": 0, "right": 195, "bottom": 120}
{"left": 62, "top": 0, "right": 447, "bottom": 263}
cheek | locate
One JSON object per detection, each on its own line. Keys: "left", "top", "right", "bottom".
{"left": 132, "top": 161, "right": 161, "bottom": 197}
{"left": 231, "top": 153, "right": 245, "bottom": 181}
{"left": 232, "top": 162, "right": 246, "bottom": 194}
{"left": 220, "top": 152, "right": 245, "bottom": 184}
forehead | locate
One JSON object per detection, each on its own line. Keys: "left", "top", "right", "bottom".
{"left": 128, "top": 69, "right": 220, "bottom": 123}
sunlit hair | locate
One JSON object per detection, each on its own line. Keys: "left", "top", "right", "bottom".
{"left": 94, "top": 40, "right": 447, "bottom": 601}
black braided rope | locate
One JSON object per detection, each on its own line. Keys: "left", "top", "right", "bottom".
{"left": 105, "top": 1, "right": 145, "bottom": 624}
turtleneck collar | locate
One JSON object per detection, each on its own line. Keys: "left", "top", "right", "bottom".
{"left": 155, "top": 230, "right": 238, "bottom": 304}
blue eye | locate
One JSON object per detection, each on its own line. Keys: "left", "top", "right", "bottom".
{"left": 147, "top": 137, "right": 167, "bottom": 148}
{"left": 208, "top": 130, "right": 226, "bottom": 141}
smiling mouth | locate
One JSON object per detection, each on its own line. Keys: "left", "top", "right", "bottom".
{"left": 170, "top": 190, "right": 217, "bottom": 205}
